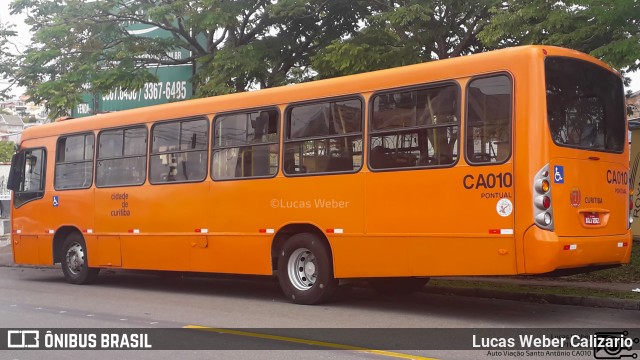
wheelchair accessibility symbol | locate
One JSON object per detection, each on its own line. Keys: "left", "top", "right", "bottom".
{"left": 52, "top": 196, "right": 59, "bottom": 207}
{"left": 553, "top": 165, "right": 564, "bottom": 184}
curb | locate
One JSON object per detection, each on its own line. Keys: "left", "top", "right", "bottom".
{"left": 426, "top": 285, "right": 640, "bottom": 311}
{"left": 0, "top": 253, "right": 15, "bottom": 267}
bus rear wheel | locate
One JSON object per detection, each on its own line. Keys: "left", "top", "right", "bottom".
{"left": 278, "top": 233, "right": 338, "bottom": 305}
{"left": 61, "top": 233, "right": 99, "bottom": 285}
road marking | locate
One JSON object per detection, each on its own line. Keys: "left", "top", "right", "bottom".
{"left": 184, "top": 325, "right": 437, "bottom": 360}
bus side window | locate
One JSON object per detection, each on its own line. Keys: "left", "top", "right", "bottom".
{"left": 465, "top": 75, "right": 512, "bottom": 165}
{"left": 55, "top": 133, "right": 94, "bottom": 190}
{"left": 97, "top": 126, "right": 147, "bottom": 187}
{"left": 151, "top": 118, "right": 208, "bottom": 184}
{"left": 212, "top": 109, "right": 279, "bottom": 180}
{"left": 369, "top": 84, "right": 459, "bottom": 170}
{"left": 284, "top": 99, "right": 362, "bottom": 175}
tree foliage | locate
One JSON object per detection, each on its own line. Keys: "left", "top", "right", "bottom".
{"left": 479, "top": 0, "right": 640, "bottom": 76}
{"left": 0, "top": 22, "right": 18, "bottom": 100}
{"left": 312, "top": 0, "right": 500, "bottom": 78}
{"left": 0, "top": 141, "right": 15, "bottom": 163}
{"left": 1, "top": 0, "right": 365, "bottom": 118}
{"left": 1, "top": 0, "right": 639, "bottom": 118}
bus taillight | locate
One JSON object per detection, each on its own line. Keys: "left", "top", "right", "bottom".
{"left": 542, "top": 196, "right": 551, "bottom": 209}
{"left": 533, "top": 164, "right": 554, "bottom": 230}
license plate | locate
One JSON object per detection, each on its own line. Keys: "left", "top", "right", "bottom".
{"left": 584, "top": 213, "right": 600, "bottom": 225}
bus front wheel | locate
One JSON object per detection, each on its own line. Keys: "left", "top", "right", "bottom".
{"left": 61, "top": 233, "right": 99, "bottom": 285}
{"left": 278, "top": 233, "right": 338, "bottom": 305}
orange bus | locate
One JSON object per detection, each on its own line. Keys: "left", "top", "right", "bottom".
{"left": 8, "top": 46, "right": 632, "bottom": 304}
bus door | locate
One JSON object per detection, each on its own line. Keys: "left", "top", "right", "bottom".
{"left": 459, "top": 74, "right": 516, "bottom": 274}
{"left": 8, "top": 147, "right": 50, "bottom": 265}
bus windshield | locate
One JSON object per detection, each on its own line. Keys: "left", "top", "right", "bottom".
{"left": 545, "top": 57, "right": 626, "bottom": 153}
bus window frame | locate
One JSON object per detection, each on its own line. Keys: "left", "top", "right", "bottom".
{"left": 148, "top": 116, "right": 210, "bottom": 185}
{"left": 53, "top": 132, "right": 95, "bottom": 191}
{"left": 367, "top": 80, "right": 462, "bottom": 173}
{"left": 464, "top": 72, "right": 514, "bottom": 167}
{"left": 13, "top": 146, "right": 47, "bottom": 209}
{"left": 210, "top": 106, "right": 281, "bottom": 182}
{"left": 283, "top": 94, "right": 365, "bottom": 178}
{"left": 95, "top": 124, "right": 149, "bottom": 188}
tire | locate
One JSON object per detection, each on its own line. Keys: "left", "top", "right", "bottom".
{"left": 277, "top": 233, "right": 338, "bottom": 305}
{"left": 61, "top": 232, "right": 99, "bottom": 285}
{"left": 369, "top": 277, "right": 429, "bottom": 295}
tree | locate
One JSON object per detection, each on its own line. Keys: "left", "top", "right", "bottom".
{"left": 479, "top": 0, "right": 640, "bottom": 78}
{"left": 312, "top": 0, "right": 500, "bottom": 78}
{"left": 0, "top": 22, "right": 18, "bottom": 101}
{"left": 0, "top": 141, "right": 15, "bottom": 163}
{"left": 1, "top": 0, "right": 366, "bottom": 118}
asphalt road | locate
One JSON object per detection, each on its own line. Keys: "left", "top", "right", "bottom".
{"left": 0, "top": 266, "right": 638, "bottom": 360}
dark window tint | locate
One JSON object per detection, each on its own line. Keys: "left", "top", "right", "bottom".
{"left": 97, "top": 126, "right": 147, "bottom": 187}
{"left": 545, "top": 57, "right": 625, "bottom": 152}
{"left": 181, "top": 120, "right": 208, "bottom": 150}
{"left": 124, "top": 127, "right": 147, "bottom": 156}
{"left": 466, "top": 76, "right": 512, "bottom": 164}
{"left": 13, "top": 148, "right": 46, "bottom": 207}
{"left": 151, "top": 118, "right": 208, "bottom": 183}
{"left": 98, "top": 130, "right": 123, "bottom": 158}
{"left": 285, "top": 99, "right": 362, "bottom": 175}
{"left": 289, "top": 100, "right": 362, "bottom": 138}
{"left": 370, "top": 85, "right": 459, "bottom": 169}
{"left": 55, "top": 134, "right": 94, "bottom": 189}
{"left": 212, "top": 109, "right": 279, "bottom": 179}
{"left": 152, "top": 122, "right": 180, "bottom": 153}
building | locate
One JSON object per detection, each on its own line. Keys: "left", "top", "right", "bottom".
{"left": 0, "top": 114, "right": 24, "bottom": 143}
{"left": 0, "top": 96, "right": 48, "bottom": 123}
{"left": 0, "top": 99, "right": 26, "bottom": 114}
{"left": 629, "top": 90, "right": 640, "bottom": 122}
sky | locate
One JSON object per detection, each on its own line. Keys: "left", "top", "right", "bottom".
{"left": 1, "top": 0, "right": 639, "bottom": 98}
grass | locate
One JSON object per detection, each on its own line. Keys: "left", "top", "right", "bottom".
{"left": 565, "top": 242, "right": 640, "bottom": 283}
{"left": 428, "top": 279, "right": 640, "bottom": 301}
{"left": 425, "top": 242, "right": 640, "bottom": 302}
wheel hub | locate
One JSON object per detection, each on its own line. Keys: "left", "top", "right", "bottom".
{"left": 66, "top": 243, "right": 85, "bottom": 275}
{"left": 287, "top": 248, "right": 317, "bottom": 291}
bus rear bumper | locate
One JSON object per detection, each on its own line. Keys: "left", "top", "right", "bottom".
{"left": 522, "top": 226, "right": 632, "bottom": 274}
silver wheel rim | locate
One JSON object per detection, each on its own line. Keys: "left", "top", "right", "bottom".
{"left": 65, "top": 242, "right": 85, "bottom": 275}
{"left": 287, "top": 248, "right": 317, "bottom": 291}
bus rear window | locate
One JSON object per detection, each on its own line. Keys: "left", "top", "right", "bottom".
{"left": 545, "top": 57, "right": 625, "bottom": 153}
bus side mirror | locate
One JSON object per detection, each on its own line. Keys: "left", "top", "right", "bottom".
{"left": 7, "top": 152, "right": 23, "bottom": 192}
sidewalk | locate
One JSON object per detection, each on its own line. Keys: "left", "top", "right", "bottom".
{"left": 439, "top": 276, "right": 639, "bottom": 293}
{"left": 1, "top": 241, "right": 638, "bottom": 309}
{"left": 0, "top": 237, "right": 13, "bottom": 266}
{"left": 426, "top": 277, "right": 640, "bottom": 311}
